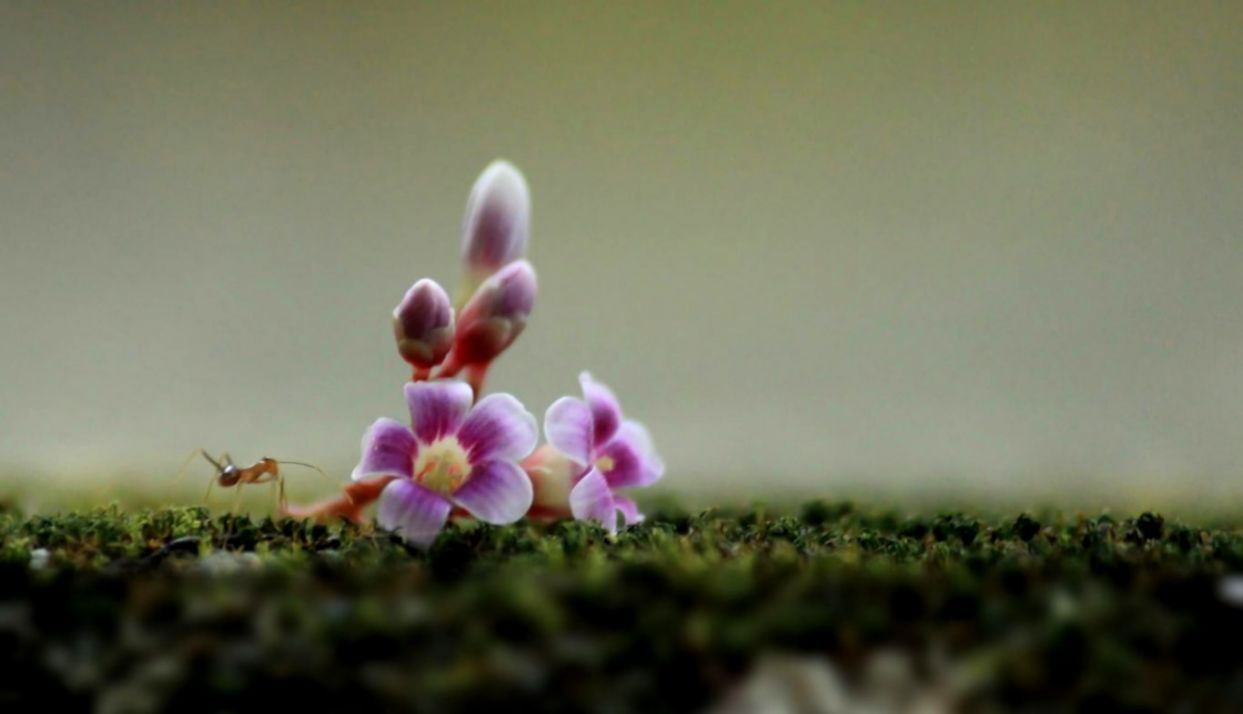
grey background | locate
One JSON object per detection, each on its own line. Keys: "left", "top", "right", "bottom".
{"left": 2, "top": 2, "right": 1241, "bottom": 508}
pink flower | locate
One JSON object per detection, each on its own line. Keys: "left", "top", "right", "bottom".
{"left": 534, "top": 372, "right": 664, "bottom": 533}
{"left": 352, "top": 380, "right": 538, "bottom": 547}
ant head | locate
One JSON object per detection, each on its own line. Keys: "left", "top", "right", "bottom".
{"left": 218, "top": 465, "right": 242, "bottom": 486}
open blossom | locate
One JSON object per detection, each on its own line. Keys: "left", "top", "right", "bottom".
{"left": 352, "top": 380, "right": 538, "bottom": 547}
{"left": 392, "top": 278, "right": 454, "bottom": 372}
{"left": 532, "top": 372, "right": 664, "bottom": 533}
{"left": 458, "top": 160, "right": 530, "bottom": 305}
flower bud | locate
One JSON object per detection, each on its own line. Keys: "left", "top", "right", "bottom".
{"left": 392, "top": 279, "right": 454, "bottom": 370}
{"left": 522, "top": 444, "right": 580, "bottom": 516}
{"left": 442, "top": 260, "right": 537, "bottom": 373}
{"left": 458, "top": 160, "right": 530, "bottom": 304}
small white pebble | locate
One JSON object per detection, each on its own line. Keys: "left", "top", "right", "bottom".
{"left": 197, "top": 551, "right": 262, "bottom": 575}
{"left": 1218, "top": 575, "right": 1243, "bottom": 607}
{"left": 29, "top": 548, "right": 50, "bottom": 570}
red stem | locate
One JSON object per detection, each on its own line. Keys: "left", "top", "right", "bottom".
{"left": 438, "top": 352, "right": 463, "bottom": 378}
{"left": 281, "top": 475, "right": 398, "bottom": 524}
{"left": 466, "top": 364, "right": 488, "bottom": 402}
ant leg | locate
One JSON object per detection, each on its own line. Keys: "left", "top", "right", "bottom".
{"left": 268, "top": 478, "right": 284, "bottom": 516}
{"left": 217, "top": 484, "right": 245, "bottom": 545}
{"left": 230, "top": 485, "right": 243, "bottom": 529}
{"left": 255, "top": 471, "right": 287, "bottom": 516}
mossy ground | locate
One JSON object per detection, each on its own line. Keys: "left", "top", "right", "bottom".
{"left": 3, "top": 502, "right": 1243, "bottom": 712}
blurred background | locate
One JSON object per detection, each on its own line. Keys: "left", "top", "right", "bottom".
{"left": 1, "top": 2, "right": 1240, "bottom": 511}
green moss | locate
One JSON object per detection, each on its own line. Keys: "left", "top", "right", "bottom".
{"left": 2, "top": 505, "right": 1243, "bottom": 711}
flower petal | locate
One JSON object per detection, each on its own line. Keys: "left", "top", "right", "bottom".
{"left": 619, "top": 419, "right": 661, "bottom": 464}
{"left": 458, "top": 392, "right": 539, "bottom": 463}
{"left": 543, "top": 396, "right": 593, "bottom": 466}
{"left": 452, "top": 460, "right": 533, "bottom": 525}
{"left": 405, "top": 380, "right": 473, "bottom": 444}
{"left": 579, "top": 371, "right": 622, "bottom": 447}
{"left": 622, "top": 420, "right": 665, "bottom": 485}
{"left": 351, "top": 418, "right": 416, "bottom": 482}
{"left": 569, "top": 467, "right": 618, "bottom": 534}
{"left": 377, "top": 479, "right": 453, "bottom": 548}
{"left": 613, "top": 494, "right": 645, "bottom": 527}
{"left": 597, "top": 421, "right": 663, "bottom": 489}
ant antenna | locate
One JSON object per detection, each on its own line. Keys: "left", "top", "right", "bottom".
{"left": 274, "top": 459, "right": 334, "bottom": 483}
{"left": 176, "top": 448, "right": 215, "bottom": 482}
{"left": 176, "top": 449, "right": 222, "bottom": 504}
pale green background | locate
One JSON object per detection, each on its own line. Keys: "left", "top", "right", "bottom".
{"left": 2, "top": 2, "right": 1241, "bottom": 509}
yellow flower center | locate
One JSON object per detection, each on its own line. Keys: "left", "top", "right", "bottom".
{"left": 415, "top": 437, "right": 471, "bottom": 495}
{"left": 595, "top": 455, "right": 616, "bottom": 473}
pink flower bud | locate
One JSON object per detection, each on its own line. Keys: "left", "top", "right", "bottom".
{"left": 392, "top": 279, "right": 454, "bottom": 371}
{"left": 458, "top": 161, "right": 530, "bottom": 304}
{"left": 442, "top": 260, "right": 537, "bottom": 374}
{"left": 522, "top": 444, "right": 579, "bottom": 517}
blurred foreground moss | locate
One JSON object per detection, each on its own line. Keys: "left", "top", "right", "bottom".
{"left": 3, "top": 502, "right": 1243, "bottom": 712}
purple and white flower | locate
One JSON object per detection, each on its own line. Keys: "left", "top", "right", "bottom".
{"left": 352, "top": 380, "right": 538, "bottom": 547}
{"left": 536, "top": 372, "right": 664, "bottom": 533}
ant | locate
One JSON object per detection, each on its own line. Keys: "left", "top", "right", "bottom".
{"left": 180, "top": 449, "right": 330, "bottom": 514}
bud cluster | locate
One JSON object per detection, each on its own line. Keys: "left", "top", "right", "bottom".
{"left": 392, "top": 161, "right": 536, "bottom": 394}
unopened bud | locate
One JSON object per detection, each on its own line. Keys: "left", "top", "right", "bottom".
{"left": 458, "top": 160, "right": 530, "bottom": 304}
{"left": 393, "top": 278, "right": 454, "bottom": 370}
{"left": 522, "top": 444, "right": 580, "bottom": 516}
{"left": 442, "top": 260, "right": 536, "bottom": 373}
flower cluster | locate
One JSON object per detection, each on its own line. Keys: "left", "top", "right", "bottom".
{"left": 287, "top": 161, "right": 663, "bottom": 547}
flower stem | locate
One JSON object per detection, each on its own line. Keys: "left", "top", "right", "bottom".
{"left": 281, "top": 475, "right": 397, "bottom": 524}
{"left": 466, "top": 364, "right": 488, "bottom": 402}
{"left": 437, "top": 352, "right": 462, "bottom": 379}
